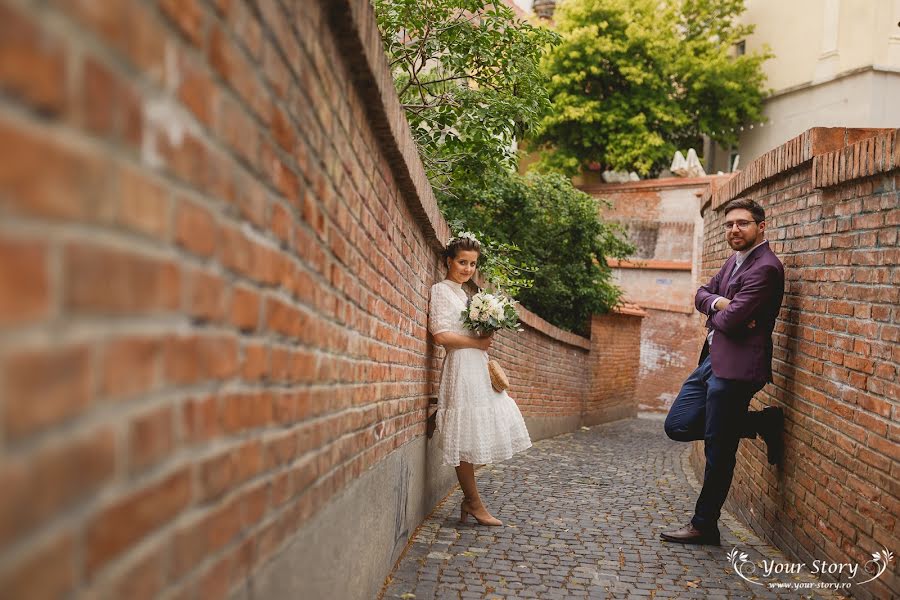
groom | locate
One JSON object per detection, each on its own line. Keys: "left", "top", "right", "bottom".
{"left": 660, "top": 197, "right": 785, "bottom": 545}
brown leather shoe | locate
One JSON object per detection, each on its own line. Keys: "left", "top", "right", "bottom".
{"left": 660, "top": 524, "right": 720, "bottom": 545}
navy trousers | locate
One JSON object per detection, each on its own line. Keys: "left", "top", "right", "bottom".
{"left": 664, "top": 355, "right": 764, "bottom": 533}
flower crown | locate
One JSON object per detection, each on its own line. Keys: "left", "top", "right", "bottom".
{"left": 448, "top": 231, "right": 479, "bottom": 245}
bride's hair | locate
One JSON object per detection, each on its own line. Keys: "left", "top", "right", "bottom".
{"left": 443, "top": 237, "right": 481, "bottom": 264}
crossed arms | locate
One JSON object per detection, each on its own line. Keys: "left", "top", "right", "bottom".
{"left": 695, "top": 264, "right": 780, "bottom": 335}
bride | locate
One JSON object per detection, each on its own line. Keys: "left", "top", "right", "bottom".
{"left": 428, "top": 233, "right": 532, "bottom": 526}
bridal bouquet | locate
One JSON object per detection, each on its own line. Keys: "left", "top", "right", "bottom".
{"left": 460, "top": 292, "right": 522, "bottom": 336}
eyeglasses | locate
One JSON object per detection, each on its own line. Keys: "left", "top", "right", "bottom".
{"left": 722, "top": 220, "right": 759, "bottom": 231}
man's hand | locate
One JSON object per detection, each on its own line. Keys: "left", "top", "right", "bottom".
{"left": 747, "top": 320, "right": 756, "bottom": 329}
{"left": 714, "top": 297, "right": 731, "bottom": 311}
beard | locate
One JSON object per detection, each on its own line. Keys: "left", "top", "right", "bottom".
{"left": 728, "top": 235, "right": 752, "bottom": 250}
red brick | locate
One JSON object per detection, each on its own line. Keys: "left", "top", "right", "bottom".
{"left": 0, "top": 237, "right": 50, "bottom": 325}
{"left": 86, "top": 467, "right": 192, "bottom": 574}
{"left": 241, "top": 342, "right": 269, "bottom": 381}
{"left": 271, "top": 392, "right": 297, "bottom": 425}
{"left": 100, "top": 336, "right": 162, "bottom": 400}
{"left": 80, "top": 55, "right": 143, "bottom": 147}
{"left": 64, "top": 243, "right": 182, "bottom": 314}
{"left": 175, "top": 199, "right": 217, "bottom": 257}
{"left": 240, "top": 482, "right": 269, "bottom": 527}
{"left": 118, "top": 167, "right": 170, "bottom": 239}
{"left": 270, "top": 470, "right": 291, "bottom": 507}
{"left": 254, "top": 520, "right": 282, "bottom": 566}
{"left": 2, "top": 344, "right": 93, "bottom": 440}
{"left": 270, "top": 104, "right": 295, "bottom": 152}
{"left": 159, "top": 0, "right": 205, "bottom": 46}
{"left": 230, "top": 285, "right": 260, "bottom": 331}
{"left": 893, "top": 129, "right": 900, "bottom": 169}
{"left": 266, "top": 296, "right": 306, "bottom": 338}
{"left": 235, "top": 174, "right": 269, "bottom": 229}
{"left": 171, "top": 518, "right": 206, "bottom": 579}
{"left": 204, "top": 496, "right": 242, "bottom": 552}
{"left": 220, "top": 392, "right": 272, "bottom": 434}
{"left": 81, "top": 57, "right": 117, "bottom": 137}
{"left": 270, "top": 201, "right": 294, "bottom": 246}
{"left": 195, "top": 552, "right": 233, "bottom": 600}
{"left": 262, "top": 40, "right": 290, "bottom": 100}
{"left": 0, "top": 427, "right": 115, "bottom": 550}
{"left": 0, "top": 119, "right": 115, "bottom": 221}
{"left": 216, "top": 95, "right": 258, "bottom": 167}
{"left": 218, "top": 223, "right": 252, "bottom": 275}
{"left": 159, "top": 133, "right": 210, "bottom": 189}
{"left": 164, "top": 334, "right": 238, "bottom": 385}
{"left": 846, "top": 128, "right": 890, "bottom": 145}
{"left": 227, "top": 0, "right": 263, "bottom": 60}
{"left": 199, "top": 440, "right": 263, "bottom": 502}
{"left": 187, "top": 267, "right": 227, "bottom": 322}
{"left": 62, "top": 0, "right": 166, "bottom": 85}
{"left": 0, "top": 4, "right": 67, "bottom": 113}
{"left": 0, "top": 532, "right": 75, "bottom": 600}
{"left": 103, "top": 543, "right": 167, "bottom": 600}
{"left": 181, "top": 395, "right": 219, "bottom": 444}
{"left": 177, "top": 52, "right": 216, "bottom": 128}
{"left": 128, "top": 404, "right": 175, "bottom": 473}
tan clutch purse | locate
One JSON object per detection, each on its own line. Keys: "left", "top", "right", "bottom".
{"left": 488, "top": 359, "right": 509, "bottom": 392}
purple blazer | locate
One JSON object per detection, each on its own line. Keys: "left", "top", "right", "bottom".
{"left": 695, "top": 241, "right": 785, "bottom": 383}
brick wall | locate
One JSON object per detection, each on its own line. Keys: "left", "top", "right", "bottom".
{"left": 585, "top": 308, "right": 646, "bottom": 425}
{"left": 636, "top": 309, "right": 707, "bottom": 412}
{"left": 0, "top": 1, "right": 643, "bottom": 598}
{"left": 690, "top": 127, "right": 899, "bottom": 600}
{"left": 583, "top": 177, "right": 722, "bottom": 412}
{"left": 490, "top": 310, "right": 591, "bottom": 422}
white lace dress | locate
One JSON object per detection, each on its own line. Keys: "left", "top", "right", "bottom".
{"left": 428, "top": 279, "right": 532, "bottom": 466}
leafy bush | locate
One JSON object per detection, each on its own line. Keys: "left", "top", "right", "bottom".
{"left": 443, "top": 172, "right": 634, "bottom": 335}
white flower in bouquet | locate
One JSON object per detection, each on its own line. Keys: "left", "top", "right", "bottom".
{"left": 460, "top": 291, "right": 521, "bottom": 336}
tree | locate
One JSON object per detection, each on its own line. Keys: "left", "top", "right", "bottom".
{"left": 444, "top": 172, "right": 634, "bottom": 335}
{"left": 373, "top": 0, "right": 636, "bottom": 334}
{"left": 533, "top": 0, "right": 771, "bottom": 176}
{"left": 372, "top": 0, "right": 559, "bottom": 192}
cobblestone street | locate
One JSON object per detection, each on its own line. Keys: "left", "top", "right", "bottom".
{"left": 382, "top": 417, "right": 841, "bottom": 599}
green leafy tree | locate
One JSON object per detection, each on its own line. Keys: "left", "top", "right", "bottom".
{"left": 374, "top": 0, "right": 636, "bottom": 333}
{"left": 444, "top": 172, "right": 634, "bottom": 335}
{"left": 372, "top": 0, "right": 559, "bottom": 192}
{"left": 534, "top": 0, "right": 771, "bottom": 176}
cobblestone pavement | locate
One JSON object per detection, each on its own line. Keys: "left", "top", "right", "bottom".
{"left": 381, "top": 417, "right": 843, "bottom": 599}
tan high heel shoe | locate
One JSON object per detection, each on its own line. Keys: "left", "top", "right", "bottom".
{"left": 460, "top": 500, "right": 503, "bottom": 526}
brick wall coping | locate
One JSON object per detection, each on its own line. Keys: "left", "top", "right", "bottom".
{"left": 469, "top": 274, "right": 592, "bottom": 350}
{"left": 330, "top": 0, "right": 450, "bottom": 251}
{"left": 612, "top": 302, "right": 648, "bottom": 318}
{"left": 518, "top": 306, "right": 592, "bottom": 350}
{"left": 632, "top": 301, "right": 693, "bottom": 315}
{"left": 333, "top": 0, "right": 592, "bottom": 352}
{"left": 699, "top": 127, "right": 894, "bottom": 215}
{"left": 580, "top": 175, "right": 726, "bottom": 194}
{"left": 812, "top": 128, "right": 900, "bottom": 189}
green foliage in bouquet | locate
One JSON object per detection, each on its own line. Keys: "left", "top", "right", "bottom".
{"left": 443, "top": 172, "right": 634, "bottom": 336}
{"left": 460, "top": 292, "right": 522, "bottom": 336}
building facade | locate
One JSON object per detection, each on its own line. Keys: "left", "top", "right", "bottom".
{"left": 707, "top": 0, "right": 900, "bottom": 172}
{"left": 580, "top": 176, "right": 729, "bottom": 413}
